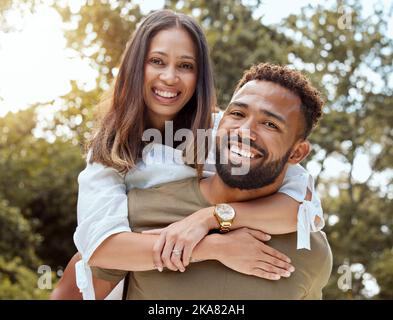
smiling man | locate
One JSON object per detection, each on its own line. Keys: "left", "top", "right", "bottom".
{"left": 90, "top": 63, "right": 332, "bottom": 299}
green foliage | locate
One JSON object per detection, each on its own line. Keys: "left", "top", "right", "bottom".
{"left": 0, "top": 198, "right": 41, "bottom": 267}
{"left": 0, "top": 256, "right": 49, "bottom": 300}
{"left": 371, "top": 250, "right": 393, "bottom": 299}
{"left": 280, "top": 0, "right": 392, "bottom": 299}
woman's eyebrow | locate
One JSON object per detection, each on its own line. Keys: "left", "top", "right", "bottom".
{"left": 150, "top": 51, "right": 196, "bottom": 61}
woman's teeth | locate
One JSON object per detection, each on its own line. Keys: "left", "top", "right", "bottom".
{"left": 230, "top": 145, "right": 256, "bottom": 159}
{"left": 154, "top": 89, "right": 179, "bottom": 98}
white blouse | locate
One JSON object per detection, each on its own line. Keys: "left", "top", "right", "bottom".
{"left": 74, "top": 112, "right": 325, "bottom": 299}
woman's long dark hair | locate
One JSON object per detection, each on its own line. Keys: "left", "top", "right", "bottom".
{"left": 88, "top": 9, "right": 216, "bottom": 176}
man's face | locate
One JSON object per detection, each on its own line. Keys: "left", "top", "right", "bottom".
{"left": 215, "top": 80, "right": 305, "bottom": 190}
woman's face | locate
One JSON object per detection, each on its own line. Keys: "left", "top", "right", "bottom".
{"left": 143, "top": 27, "right": 198, "bottom": 129}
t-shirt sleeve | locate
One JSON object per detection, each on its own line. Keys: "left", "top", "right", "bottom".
{"left": 302, "top": 233, "right": 333, "bottom": 299}
{"left": 91, "top": 266, "right": 128, "bottom": 283}
{"left": 278, "top": 164, "right": 325, "bottom": 250}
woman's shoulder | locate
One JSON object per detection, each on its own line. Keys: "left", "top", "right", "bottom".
{"left": 78, "top": 149, "right": 126, "bottom": 186}
{"left": 285, "top": 164, "right": 310, "bottom": 178}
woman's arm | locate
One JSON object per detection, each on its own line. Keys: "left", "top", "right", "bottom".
{"left": 143, "top": 187, "right": 314, "bottom": 269}
{"left": 89, "top": 229, "right": 294, "bottom": 280}
{"left": 50, "top": 252, "right": 83, "bottom": 300}
{"left": 50, "top": 252, "right": 119, "bottom": 300}
{"left": 74, "top": 154, "right": 131, "bottom": 299}
{"left": 208, "top": 189, "right": 312, "bottom": 235}
{"left": 89, "top": 232, "right": 214, "bottom": 271}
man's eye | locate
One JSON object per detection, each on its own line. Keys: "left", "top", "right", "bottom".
{"left": 179, "top": 63, "right": 194, "bottom": 70}
{"left": 230, "top": 111, "right": 244, "bottom": 117}
{"left": 265, "top": 121, "right": 278, "bottom": 129}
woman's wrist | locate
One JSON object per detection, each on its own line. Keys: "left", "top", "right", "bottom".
{"left": 196, "top": 206, "right": 220, "bottom": 230}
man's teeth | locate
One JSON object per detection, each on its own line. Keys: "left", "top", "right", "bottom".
{"left": 230, "top": 145, "right": 255, "bottom": 158}
{"left": 154, "top": 89, "right": 178, "bottom": 98}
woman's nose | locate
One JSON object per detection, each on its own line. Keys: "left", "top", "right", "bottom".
{"left": 159, "top": 66, "right": 179, "bottom": 85}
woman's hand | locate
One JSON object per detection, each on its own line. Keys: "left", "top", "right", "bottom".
{"left": 213, "top": 227, "right": 295, "bottom": 280}
{"left": 142, "top": 207, "right": 219, "bottom": 272}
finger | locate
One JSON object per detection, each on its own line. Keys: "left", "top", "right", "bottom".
{"left": 171, "top": 245, "right": 185, "bottom": 272}
{"left": 251, "top": 268, "right": 281, "bottom": 280}
{"left": 260, "top": 250, "right": 295, "bottom": 272}
{"left": 257, "top": 261, "right": 291, "bottom": 278}
{"left": 142, "top": 228, "right": 165, "bottom": 234}
{"left": 161, "top": 238, "right": 178, "bottom": 271}
{"left": 260, "top": 243, "right": 292, "bottom": 264}
{"left": 182, "top": 242, "right": 195, "bottom": 267}
{"left": 152, "top": 233, "right": 166, "bottom": 272}
{"left": 246, "top": 228, "right": 271, "bottom": 242}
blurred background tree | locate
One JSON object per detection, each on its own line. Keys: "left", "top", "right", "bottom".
{"left": 280, "top": 0, "right": 393, "bottom": 298}
{"left": 0, "top": 0, "right": 391, "bottom": 299}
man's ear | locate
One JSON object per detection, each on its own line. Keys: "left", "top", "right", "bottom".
{"left": 288, "top": 140, "right": 311, "bottom": 165}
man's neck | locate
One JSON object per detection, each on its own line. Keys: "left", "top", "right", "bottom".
{"left": 199, "top": 168, "right": 287, "bottom": 205}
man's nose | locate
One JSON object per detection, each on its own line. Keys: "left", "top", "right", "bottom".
{"left": 159, "top": 66, "right": 179, "bottom": 85}
{"left": 236, "top": 119, "right": 257, "bottom": 141}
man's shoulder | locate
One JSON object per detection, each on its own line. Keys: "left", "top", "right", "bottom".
{"left": 304, "top": 231, "right": 333, "bottom": 282}
{"left": 130, "top": 177, "right": 209, "bottom": 209}
{"left": 310, "top": 231, "right": 333, "bottom": 264}
{"left": 274, "top": 232, "right": 332, "bottom": 277}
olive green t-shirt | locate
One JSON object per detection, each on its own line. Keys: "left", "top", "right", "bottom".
{"left": 93, "top": 177, "right": 332, "bottom": 300}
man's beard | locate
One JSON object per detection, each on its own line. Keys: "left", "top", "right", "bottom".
{"left": 215, "top": 138, "right": 293, "bottom": 190}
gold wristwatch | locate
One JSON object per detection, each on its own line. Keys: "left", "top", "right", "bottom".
{"left": 213, "top": 203, "right": 236, "bottom": 233}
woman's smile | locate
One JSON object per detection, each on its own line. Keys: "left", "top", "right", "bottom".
{"left": 151, "top": 87, "right": 181, "bottom": 105}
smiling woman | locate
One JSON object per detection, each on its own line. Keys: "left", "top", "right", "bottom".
{"left": 0, "top": 5, "right": 96, "bottom": 117}
{"left": 143, "top": 27, "right": 198, "bottom": 130}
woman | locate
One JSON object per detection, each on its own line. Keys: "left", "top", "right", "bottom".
{"left": 51, "top": 9, "right": 324, "bottom": 300}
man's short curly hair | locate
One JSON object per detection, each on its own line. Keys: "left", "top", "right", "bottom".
{"left": 235, "top": 63, "right": 324, "bottom": 139}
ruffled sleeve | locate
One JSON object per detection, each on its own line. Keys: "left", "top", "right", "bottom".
{"left": 278, "top": 164, "right": 325, "bottom": 250}
{"left": 73, "top": 151, "right": 131, "bottom": 299}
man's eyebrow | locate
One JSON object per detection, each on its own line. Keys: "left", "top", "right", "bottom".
{"left": 150, "top": 51, "right": 196, "bottom": 61}
{"left": 260, "top": 109, "right": 287, "bottom": 125}
{"left": 228, "top": 101, "right": 248, "bottom": 109}
{"left": 228, "top": 101, "right": 286, "bottom": 125}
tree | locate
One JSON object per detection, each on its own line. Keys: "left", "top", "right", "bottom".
{"left": 0, "top": 199, "right": 48, "bottom": 299}
{"left": 280, "top": 0, "right": 393, "bottom": 298}
{"left": 0, "top": 108, "right": 85, "bottom": 268}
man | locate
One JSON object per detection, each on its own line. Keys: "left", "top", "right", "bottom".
{"left": 89, "top": 63, "right": 332, "bottom": 299}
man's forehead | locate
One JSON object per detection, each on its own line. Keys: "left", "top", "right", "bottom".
{"left": 230, "top": 80, "right": 302, "bottom": 111}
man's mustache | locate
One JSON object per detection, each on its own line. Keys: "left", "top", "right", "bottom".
{"left": 228, "top": 135, "right": 268, "bottom": 158}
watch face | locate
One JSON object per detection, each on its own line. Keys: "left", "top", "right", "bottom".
{"left": 216, "top": 204, "right": 235, "bottom": 221}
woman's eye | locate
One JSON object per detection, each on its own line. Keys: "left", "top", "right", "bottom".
{"left": 179, "top": 63, "right": 194, "bottom": 70}
{"left": 150, "top": 58, "right": 164, "bottom": 65}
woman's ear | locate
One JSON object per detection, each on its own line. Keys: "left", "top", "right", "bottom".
{"left": 288, "top": 140, "right": 311, "bottom": 165}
